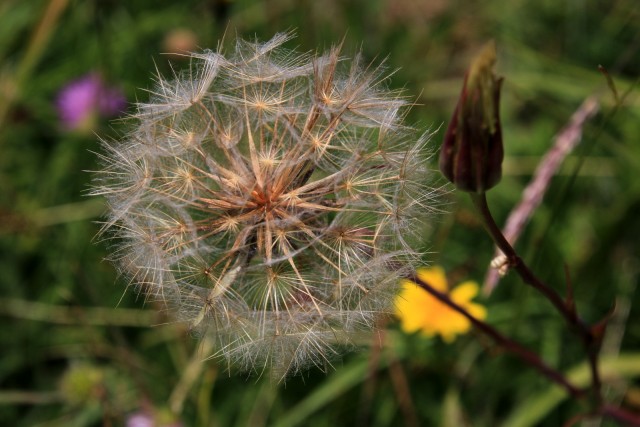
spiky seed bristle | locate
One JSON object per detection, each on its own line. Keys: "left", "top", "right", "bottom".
{"left": 93, "top": 32, "right": 439, "bottom": 379}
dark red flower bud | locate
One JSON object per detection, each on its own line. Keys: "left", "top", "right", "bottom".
{"left": 439, "top": 41, "right": 504, "bottom": 193}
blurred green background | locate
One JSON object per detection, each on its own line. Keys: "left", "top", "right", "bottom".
{"left": 1, "top": 0, "right": 639, "bottom": 426}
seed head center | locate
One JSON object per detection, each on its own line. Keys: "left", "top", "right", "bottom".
{"left": 252, "top": 187, "right": 280, "bottom": 215}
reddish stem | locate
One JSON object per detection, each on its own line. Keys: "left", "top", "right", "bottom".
{"left": 406, "top": 271, "right": 584, "bottom": 399}
{"left": 470, "top": 192, "right": 603, "bottom": 405}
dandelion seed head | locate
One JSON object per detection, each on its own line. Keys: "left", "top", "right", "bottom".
{"left": 94, "top": 33, "right": 439, "bottom": 379}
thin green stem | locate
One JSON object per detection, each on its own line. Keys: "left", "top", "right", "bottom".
{"left": 0, "top": 0, "right": 69, "bottom": 134}
{"left": 168, "top": 334, "right": 216, "bottom": 415}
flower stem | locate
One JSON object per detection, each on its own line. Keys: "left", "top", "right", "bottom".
{"left": 406, "top": 271, "right": 584, "bottom": 399}
{"left": 469, "top": 191, "right": 603, "bottom": 405}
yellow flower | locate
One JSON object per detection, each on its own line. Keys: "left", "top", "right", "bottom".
{"left": 395, "top": 267, "right": 487, "bottom": 343}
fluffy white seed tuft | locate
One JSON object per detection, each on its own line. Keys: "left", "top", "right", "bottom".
{"left": 94, "top": 33, "right": 439, "bottom": 379}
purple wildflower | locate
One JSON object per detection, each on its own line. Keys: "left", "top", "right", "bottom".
{"left": 126, "top": 410, "right": 183, "bottom": 427}
{"left": 56, "top": 73, "right": 126, "bottom": 131}
{"left": 126, "top": 412, "right": 154, "bottom": 427}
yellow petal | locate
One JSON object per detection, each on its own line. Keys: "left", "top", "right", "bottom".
{"left": 467, "top": 302, "right": 487, "bottom": 321}
{"left": 416, "top": 266, "right": 448, "bottom": 292}
{"left": 395, "top": 284, "right": 429, "bottom": 332}
{"left": 396, "top": 266, "right": 488, "bottom": 343}
{"left": 450, "top": 281, "right": 479, "bottom": 303}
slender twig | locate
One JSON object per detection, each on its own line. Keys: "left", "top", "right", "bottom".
{"left": 601, "top": 405, "right": 640, "bottom": 426}
{"left": 484, "top": 97, "right": 599, "bottom": 293}
{"left": 472, "top": 193, "right": 579, "bottom": 324}
{"left": 564, "top": 405, "right": 640, "bottom": 427}
{"left": 406, "top": 272, "right": 584, "bottom": 399}
{"left": 470, "top": 192, "right": 603, "bottom": 406}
